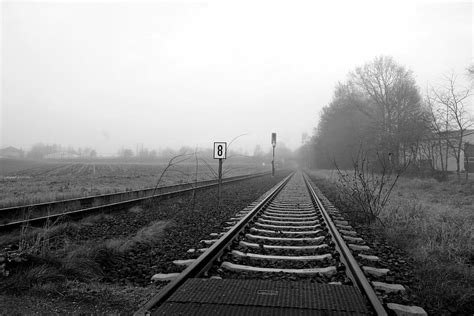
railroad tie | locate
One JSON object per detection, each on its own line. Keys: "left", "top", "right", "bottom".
{"left": 151, "top": 273, "right": 180, "bottom": 282}
{"left": 254, "top": 222, "right": 321, "bottom": 230}
{"left": 386, "top": 303, "right": 427, "bottom": 316}
{"left": 258, "top": 218, "right": 319, "bottom": 225}
{"left": 336, "top": 224, "right": 353, "bottom": 230}
{"left": 221, "top": 261, "right": 337, "bottom": 277}
{"left": 372, "top": 281, "right": 406, "bottom": 294}
{"left": 250, "top": 227, "right": 322, "bottom": 235}
{"left": 210, "top": 232, "right": 225, "bottom": 237}
{"left": 239, "top": 240, "right": 328, "bottom": 251}
{"left": 339, "top": 229, "right": 357, "bottom": 236}
{"left": 342, "top": 235, "right": 364, "bottom": 243}
{"left": 173, "top": 259, "right": 195, "bottom": 267}
{"left": 231, "top": 250, "right": 332, "bottom": 261}
{"left": 349, "top": 244, "right": 371, "bottom": 251}
{"left": 362, "top": 266, "right": 390, "bottom": 277}
{"left": 358, "top": 253, "right": 380, "bottom": 261}
{"left": 201, "top": 239, "right": 218, "bottom": 245}
{"left": 245, "top": 233, "right": 325, "bottom": 243}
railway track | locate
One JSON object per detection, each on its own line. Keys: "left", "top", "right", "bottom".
{"left": 136, "top": 171, "right": 392, "bottom": 315}
{"left": 0, "top": 172, "right": 271, "bottom": 231}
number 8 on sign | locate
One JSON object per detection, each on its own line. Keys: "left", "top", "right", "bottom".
{"left": 213, "top": 142, "right": 227, "bottom": 159}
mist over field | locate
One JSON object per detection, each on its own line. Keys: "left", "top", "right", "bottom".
{"left": 1, "top": 0, "right": 472, "bottom": 157}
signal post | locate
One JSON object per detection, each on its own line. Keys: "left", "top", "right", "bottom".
{"left": 271, "top": 133, "right": 276, "bottom": 176}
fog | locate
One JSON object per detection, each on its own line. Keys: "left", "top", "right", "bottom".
{"left": 1, "top": 0, "right": 472, "bottom": 156}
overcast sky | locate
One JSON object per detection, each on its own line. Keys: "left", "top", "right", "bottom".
{"left": 1, "top": 0, "right": 472, "bottom": 155}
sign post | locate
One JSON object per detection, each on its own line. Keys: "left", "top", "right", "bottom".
{"left": 271, "top": 133, "right": 276, "bottom": 176}
{"left": 213, "top": 142, "right": 227, "bottom": 206}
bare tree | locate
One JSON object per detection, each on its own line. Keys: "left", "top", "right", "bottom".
{"left": 351, "top": 56, "right": 424, "bottom": 165}
{"left": 430, "top": 74, "right": 473, "bottom": 175}
{"left": 147, "top": 152, "right": 193, "bottom": 207}
{"left": 425, "top": 93, "right": 450, "bottom": 171}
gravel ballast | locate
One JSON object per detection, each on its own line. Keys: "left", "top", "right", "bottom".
{"left": 0, "top": 171, "right": 289, "bottom": 314}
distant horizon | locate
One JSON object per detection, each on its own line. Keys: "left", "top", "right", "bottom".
{"left": 0, "top": 141, "right": 291, "bottom": 158}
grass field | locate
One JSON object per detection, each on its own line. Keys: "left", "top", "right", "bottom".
{"left": 309, "top": 169, "right": 474, "bottom": 314}
{"left": 0, "top": 158, "right": 268, "bottom": 208}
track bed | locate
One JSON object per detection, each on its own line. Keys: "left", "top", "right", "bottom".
{"left": 139, "top": 172, "right": 391, "bottom": 315}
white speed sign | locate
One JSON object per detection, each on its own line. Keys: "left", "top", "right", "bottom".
{"left": 213, "top": 142, "right": 227, "bottom": 159}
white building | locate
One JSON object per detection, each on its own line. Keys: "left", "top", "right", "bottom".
{"left": 418, "top": 130, "right": 474, "bottom": 172}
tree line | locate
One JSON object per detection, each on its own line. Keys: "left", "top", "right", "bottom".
{"left": 17, "top": 142, "right": 295, "bottom": 164}
{"left": 298, "top": 56, "right": 473, "bottom": 175}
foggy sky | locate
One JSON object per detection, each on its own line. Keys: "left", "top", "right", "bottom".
{"left": 1, "top": 0, "right": 472, "bottom": 155}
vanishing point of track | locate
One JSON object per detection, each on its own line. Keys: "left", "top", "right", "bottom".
{"left": 136, "top": 171, "right": 388, "bottom": 315}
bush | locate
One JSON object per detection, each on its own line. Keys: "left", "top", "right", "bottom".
{"left": 334, "top": 151, "right": 405, "bottom": 223}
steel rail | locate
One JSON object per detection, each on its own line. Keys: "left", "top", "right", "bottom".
{"left": 302, "top": 172, "right": 387, "bottom": 316}
{"left": 133, "top": 172, "right": 295, "bottom": 316}
{"left": 0, "top": 171, "right": 276, "bottom": 231}
{"left": 0, "top": 172, "right": 271, "bottom": 216}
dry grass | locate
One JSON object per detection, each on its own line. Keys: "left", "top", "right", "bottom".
{"left": 0, "top": 213, "right": 113, "bottom": 247}
{"left": 381, "top": 176, "right": 474, "bottom": 312}
{"left": 0, "top": 280, "right": 161, "bottom": 314}
{"left": 104, "top": 220, "right": 172, "bottom": 253}
{"left": 0, "top": 223, "right": 80, "bottom": 253}
{"left": 383, "top": 176, "right": 473, "bottom": 262}
{"left": 1, "top": 214, "right": 172, "bottom": 293}
{"left": 308, "top": 169, "right": 474, "bottom": 313}
{"left": 382, "top": 198, "right": 473, "bottom": 264}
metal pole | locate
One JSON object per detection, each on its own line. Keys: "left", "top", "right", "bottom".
{"left": 218, "top": 158, "right": 223, "bottom": 206}
{"left": 272, "top": 146, "right": 275, "bottom": 176}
